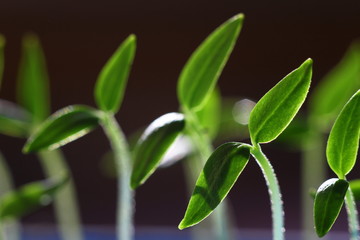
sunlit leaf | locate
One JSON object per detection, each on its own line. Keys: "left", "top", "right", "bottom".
{"left": 95, "top": 35, "right": 136, "bottom": 113}
{"left": 177, "top": 14, "right": 244, "bottom": 110}
{"left": 179, "top": 142, "right": 250, "bottom": 229}
{"left": 0, "top": 100, "right": 32, "bottom": 138}
{"left": 17, "top": 33, "right": 50, "bottom": 123}
{"left": 314, "top": 178, "right": 348, "bottom": 237}
{"left": 249, "top": 59, "right": 312, "bottom": 144}
{"left": 349, "top": 179, "right": 360, "bottom": 202}
{"left": 131, "top": 113, "right": 185, "bottom": 189}
{"left": 23, "top": 105, "right": 101, "bottom": 153}
{"left": 0, "top": 35, "right": 5, "bottom": 88}
{"left": 327, "top": 90, "right": 360, "bottom": 178}
{"left": 194, "top": 88, "right": 221, "bottom": 139}
{"left": 0, "top": 175, "right": 69, "bottom": 220}
{"left": 309, "top": 42, "right": 360, "bottom": 130}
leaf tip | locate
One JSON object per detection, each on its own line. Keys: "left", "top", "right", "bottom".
{"left": 178, "top": 220, "right": 187, "bottom": 230}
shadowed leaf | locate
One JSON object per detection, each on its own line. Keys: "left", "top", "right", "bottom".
{"left": 249, "top": 59, "right": 312, "bottom": 144}
{"left": 23, "top": 105, "right": 101, "bottom": 153}
{"left": 179, "top": 142, "right": 250, "bottom": 229}
{"left": 95, "top": 35, "right": 136, "bottom": 113}
{"left": 314, "top": 178, "right": 348, "bottom": 237}
{"left": 177, "top": 14, "right": 244, "bottom": 110}
{"left": 131, "top": 113, "right": 185, "bottom": 189}
{"left": 349, "top": 179, "right": 360, "bottom": 202}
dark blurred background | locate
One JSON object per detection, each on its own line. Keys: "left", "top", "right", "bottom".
{"left": 0, "top": 0, "right": 359, "bottom": 233}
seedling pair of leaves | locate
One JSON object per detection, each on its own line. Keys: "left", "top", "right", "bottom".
{"left": 313, "top": 89, "right": 360, "bottom": 238}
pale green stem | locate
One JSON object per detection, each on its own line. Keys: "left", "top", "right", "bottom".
{"left": 38, "top": 149, "right": 83, "bottom": 240}
{"left": 250, "top": 144, "right": 284, "bottom": 240}
{"left": 184, "top": 109, "right": 233, "bottom": 240}
{"left": 345, "top": 187, "right": 359, "bottom": 240}
{"left": 101, "top": 113, "right": 134, "bottom": 240}
{"left": 301, "top": 129, "right": 326, "bottom": 240}
{"left": 0, "top": 152, "right": 20, "bottom": 240}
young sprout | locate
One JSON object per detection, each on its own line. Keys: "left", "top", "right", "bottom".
{"left": 314, "top": 90, "right": 360, "bottom": 239}
{"left": 179, "top": 59, "right": 313, "bottom": 240}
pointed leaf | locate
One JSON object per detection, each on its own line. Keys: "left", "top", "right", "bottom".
{"left": 23, "top": 105, "right": 101, "bottom": 153}
{"left": 131, "top": 113, "right": 185, "bottom": 189}
{"left": 95, "top": 35, "right": 136, "bottom": 113}
{"left": 0, "top": 100, "right": 32, "bottom": 138}
{"left": 194, "top": 88, "right": 221, "bottom": 139}
{"left": 0, "top": 175, "right": 69, "bottom": 220}
{"left": 249, "top": 59, "right": 312, "bottom": 144}
{"left": 179, "top": 142, "right": 250, "bottom": 229}
{"left": 314, "top": 178, "right": 348, "bottom": 237}
{"left": 0, "top": 35, "right": 5, "bottom": 89}
{"left": 17, "top": 33, "right": 50, "bottom": 123}
{"left": 326, "top": 90, "right": 360, "bottom": 178}
{"left": 177, "top": 14, "right": 244, "bottom": 110}
{"left": 349, "top": 179, "right": 360, "bottom": 202}
{"left": 310, "top": 42, "right": 360, "bottom": 130}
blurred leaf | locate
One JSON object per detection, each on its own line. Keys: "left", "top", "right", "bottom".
{"left": 0, "top": 100, "right": 31, "bottom": 138}
{"left": 194, "top": 88, "right": 221, "bottom": 139}
{"left": 309, "top": 41, "right": 360, "bottom": 130}
{"left": 177, "top": 14, "right": 244, "bottom": 110}
{"left": 131, "top": 113, "right": 185, "bottom": 189}
{"left": 314, "top": 178, "right": 348, "bottom": 237}
{"left": 327, "top": 90, "right": 360, "bottom": 178}
{"left": 17, "top": 33, "right": 50, "bottom": 124}
{"left": 179, "top": 142, "right": 250, "bottom": 229}
{"left": 23, "top": 105, "right": 101, "bottom": 153}
{"left": 0, "top": 175, "right": 69, "bottom": 220}
{"left": 95, "top": 35, "right": 136, "bottom": 113}
{"left": 0, "top": 35, "right": 5, "bottom": 88}
{"left": 349, "top": 179, "right": 360, "bottom": 202}
{"left": 249, "top": 59, "right": 312, "bottom": 144}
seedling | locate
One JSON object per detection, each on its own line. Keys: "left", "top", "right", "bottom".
{"left": 178, "top": 59, "right": 313, "bottom": 240}
{"left": 314, "top": 90, "right": 360, "bottom": 239}
{"left": 130, "top": 14, "right": 243, "bottom": 240}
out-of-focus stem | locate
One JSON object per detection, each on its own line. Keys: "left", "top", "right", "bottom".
{"left": 345, "top": 188, "right": 359, "bottom": 240}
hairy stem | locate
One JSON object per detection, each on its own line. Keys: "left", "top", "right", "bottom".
{"left": 251, "top": 144, "right": 284, "bottom": 240}
{"left": 38, "top": 149, "right": 83, "bottom": 240}
{"left": 345, "top": 187, "right": 359, "bottom": 240}
{"left": 184, "top": 109, "right": 233, "bottom": 240}
{"left": 101, "top": 113, "right": 134, "bottom": 240}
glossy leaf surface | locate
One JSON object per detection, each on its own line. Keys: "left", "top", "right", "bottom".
{"left": 23, "top": 105, "right": 101, "bottom": 153}
{"left": 179, "top": 142, "right": 250, "bottom": 229}
{"left": 314, "top": 178, "right": 348, "bottom": 237}
{"left": 195, "top": 88, "right": 221, "bottom": 139}
{"left": 95, "top": 35, "right": 136, "bottom": 113}
{"left": 0, "top": 35, "right": 4, "bottom": 88}
{"left": 177, "top": 14, "right": 243, "bottom": 110}
{"left": 349, "top": 179, "right": 360, "bottom": 202}
{"left": 327, "top": 90, "right": 360, "bottom": 178}
{"left": 131, "top": 113, "right": 185, "bottom": 189}
{"left": 0, "top": 175, "right": 68, "bottom": 220}
{"left": 249, "top": 59, "right": 312, "bottom": 144}
{"left": 0, "top": 100, "right": 31, "bottom": 138}
{"left": 17, "top": 33, "right": 50, "bottom": 123}
{"left": 309, "top": 42, "right": 360, "bottom": 130}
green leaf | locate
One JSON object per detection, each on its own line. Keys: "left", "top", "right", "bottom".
{"left": 249, "top": 59, "right": 312, "bottom": 144}
{"left": 177, "top": 14, "right": 244, "bottom": 111}
{"left": 179, "top": 142, "right": 250, "bottom": 229}
{"left": 314, "top": 178, "right": 348, "bottom": 237}
{"left": 309, "top": 42, "right": 360, "bottom": 130}
{"left": 0, "top": 35, "right": 5, "bottom": 89}
{"left": 17, "top": 33, "right": 50, "bottom": 123}
{"left": 194, "top": 88, "right": 221, "bottom": 139}
{"left": 0, "top": 100, "right": 32, "bottom": 138}
{"left": 0, "top": 174, "right": 69, "bottom": 220}
{"left": 349, "top": 179, "right": 360, "bottom": 202}
{"left": 94, "top": 35, "right": 136, "bottom": 113}
{"left": 326, "top": 90, "right": 360, "bottom": 178}
{"left": 131, "top": 113, "right": 185, "bottom": 189}
{"left": 23, "top": 105, "right": 101, "bottom": 153}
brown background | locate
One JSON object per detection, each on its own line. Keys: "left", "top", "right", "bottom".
{"left": 0, "top": 0, "right": 359, "bottom": 233}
